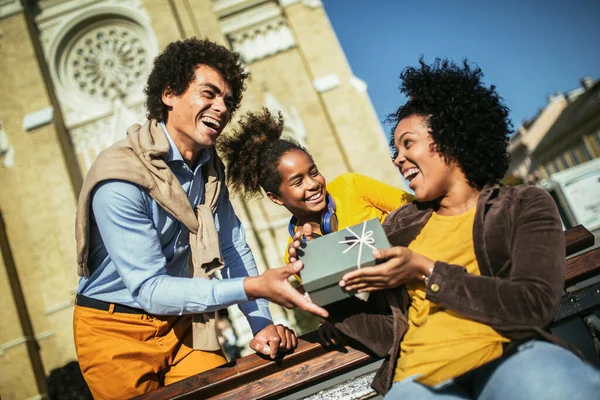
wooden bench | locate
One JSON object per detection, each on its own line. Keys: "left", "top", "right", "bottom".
{"left": 136, "top": 225, "right": 600, "bottom": 400}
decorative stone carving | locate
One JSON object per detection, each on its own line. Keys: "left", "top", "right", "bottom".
{"left": 279, "top": 0, "right": 323, "bottom": 8}
{"left": 22, "top": 106, "right": 54, "bottom": 131}
{"left": 264, "top": 89, "right": 307, "bottom": 148}
{"left": 278, "top": 0, "right": 299, "bottom": 7}
{"left": 0, "top": 0, "right": 22, "bottom": 20}
{"left": 36, "top": 0, "right": 150, "bottom": 50}
{"left": 213, "top": 0, "right": 266, "bottom": 16}
{"left": 301, "top": 0, "right": 323, "bottom": 8}
{"left": 36, "top": 0, "right": 158, "bottom": 127}
{"left": 54, "top": 17, "right": 152, "bottom": 118}
{"left": 111, "top": 99, "right": 143, "bottom": 144}
{"left": 228, "top": 17, "right": 295, "bottom": 63}
{"left": 313, "top": 73, "right": 340, "bottom": 93}
{"left": 69, "top": 101, "right": 145, "bottom": 172}
{"left": 217, "top": 0, "right": 296, "bottom": 64}
{"left": 64, "top": 24, "right": 149, "bottom": 101}
{"left": 349, "top": 76, "right": 367, "bottom": 93}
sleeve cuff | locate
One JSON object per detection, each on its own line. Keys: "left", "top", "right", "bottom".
{"left": 425, "top": 261, "right": 467, "bottom": 303}
{"left": 425, "top": 261, "right": 447, "bottom": 303}
{"left": 213, "top": 277, "right": 248, "bottom": 306}
{"left": 248, "top": 314, "right": 274, "bottom": 336}
{"left": 242, "top": 298, "right": 273, "bottom": 335}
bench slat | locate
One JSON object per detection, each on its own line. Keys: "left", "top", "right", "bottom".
{"left": 209, "top": 346, "right": 372, "bottom": 400}
{"left": 565, "top": 247, "right": 600, "bottom": 287}
{"left": 565, "top": 225, "right": 595, "bottom": 257}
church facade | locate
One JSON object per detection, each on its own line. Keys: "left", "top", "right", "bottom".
{"left": 0, "top": 1, "right": 402, "bottom": 398}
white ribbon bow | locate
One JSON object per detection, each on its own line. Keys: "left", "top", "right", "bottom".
{"left": 338, "top": 221, "right": 377, "bottom": 269}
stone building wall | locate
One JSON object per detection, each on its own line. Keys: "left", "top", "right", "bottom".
{"left": 0, "top": 1, "right": 403, "bottom": 398}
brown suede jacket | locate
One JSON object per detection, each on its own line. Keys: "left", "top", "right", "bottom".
{"left": 323, "top": 184, "right": 566, "bottom": 395}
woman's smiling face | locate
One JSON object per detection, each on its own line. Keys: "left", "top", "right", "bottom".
{"left": 392, "top": 114, "right": 461, "bottom": 202}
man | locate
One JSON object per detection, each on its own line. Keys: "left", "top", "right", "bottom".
{"left": 73, "top": 38, "right": 327, "bottom": 399}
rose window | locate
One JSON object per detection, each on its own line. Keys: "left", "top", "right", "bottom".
{"left": 59, "top": 20, "right": 150, "bottom": 102}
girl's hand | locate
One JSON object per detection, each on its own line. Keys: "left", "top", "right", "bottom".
{"left": 339, "top": 247, "right": 434, "bottom": 292}
{"left": 288, "top": 223, "right": 315, "bottom": 263}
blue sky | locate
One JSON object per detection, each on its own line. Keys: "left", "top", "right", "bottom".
{"left": 322, "top": 0, "right": 600, "bottom": 136}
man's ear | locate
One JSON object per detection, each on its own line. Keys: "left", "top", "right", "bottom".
{"left": 162, "top": 88, "right": 176, "bottom": 107}
{"left": 267, "top": 192, "right": 284, "bottom": 206}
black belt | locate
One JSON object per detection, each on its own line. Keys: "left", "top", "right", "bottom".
{"left": 75, "top": 294, "right": 146, "bottom": 315}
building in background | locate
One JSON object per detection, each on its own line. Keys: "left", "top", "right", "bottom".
{"left": 531, "top": 78, "right": 600, "bottom": 179}
{"left": 507, "top": 92, "right": 572, "bottom": 181}
{"left": 507, "top": 77, "right": 600, "bottom": 231}
{"left": 0, "top": 1, "right": 402, "bottom": 398}
{"left": 507, "top": 77, "right": 598, "bottom": 180}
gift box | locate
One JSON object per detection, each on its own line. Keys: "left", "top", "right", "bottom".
{"left": 297, "top": 218, "right": 391, "bottom": 306}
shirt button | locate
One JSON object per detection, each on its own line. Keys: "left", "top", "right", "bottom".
{"left": 430, "top": 283, "right": 440, "bottom": 293}
{"left": 177, "top": 240, "right": 182, "bottom": 246}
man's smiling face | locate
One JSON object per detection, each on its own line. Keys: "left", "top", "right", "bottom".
{"left": 163, "top": 64, "right": 233, "bottom": 157}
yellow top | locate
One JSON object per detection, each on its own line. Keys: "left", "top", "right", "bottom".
{"left": 284, "top": 173, "right": 413, "bottom": 263}
{"left": 393, "top": 208, "right": 509, "bottom": 386}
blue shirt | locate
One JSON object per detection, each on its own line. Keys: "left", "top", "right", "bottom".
{"left": 78, "top": 123, "right": 272, "bottom": 335}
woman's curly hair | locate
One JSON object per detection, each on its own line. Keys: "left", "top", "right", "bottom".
{"left": 388, "top": 58, "right": 512, "bottom": 189}
{"left": 218, "top": 108, "right": 311, "bottom": 198}
{"left": 145, "top": 37, "right": 248, "bottom": 121}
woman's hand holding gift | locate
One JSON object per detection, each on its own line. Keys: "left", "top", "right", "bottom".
{"left": 339, "top": 246, "right": 434, "bottom": 292}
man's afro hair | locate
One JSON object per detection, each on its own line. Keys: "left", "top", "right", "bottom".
{"left": 145, "top": 37, "right": 248, "bottom": 121}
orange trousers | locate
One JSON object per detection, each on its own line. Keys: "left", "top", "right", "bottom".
{"left": 73, "top": 305, "right": 227, "bottom": 399}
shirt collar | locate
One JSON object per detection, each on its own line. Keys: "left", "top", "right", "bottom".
{"left": 160, "top": 122, "right": 210, "bottom": 172}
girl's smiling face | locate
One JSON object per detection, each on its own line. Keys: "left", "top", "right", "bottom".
{"left": 266, "top": 148, "right": 328, "bottom": 218}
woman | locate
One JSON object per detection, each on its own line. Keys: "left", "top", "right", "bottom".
{"left": 319, "top": 59, "right": 600, "bottom": 399}
{"left": 218, "top": 108, "right": 413, "bottom": 265}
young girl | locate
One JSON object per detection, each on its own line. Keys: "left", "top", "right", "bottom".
{"left": 320, "top": 59, "right": 600, "bottom": 399}
{"left": 218, "top": 109, "right": 413, "bottom": 265}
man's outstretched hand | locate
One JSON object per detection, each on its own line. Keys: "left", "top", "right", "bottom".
{"left": 244, "top": 261, "right": 329, "bottom": 319}
{"left": 249, "top": 324, "right": 298, "bottom": 359}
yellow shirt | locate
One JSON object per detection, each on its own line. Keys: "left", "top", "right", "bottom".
{"left": 284, "top": 172, "right": 413, "bottom": 263}
{"left": 393, "top": 208, "right": 509, "bottom": 386}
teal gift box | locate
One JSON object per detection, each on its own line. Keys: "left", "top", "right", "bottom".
{"left": 297, "top": 218, "right": 391, "bottom": 306}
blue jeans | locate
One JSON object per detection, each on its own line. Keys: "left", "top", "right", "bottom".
{"left": 385, "top": 341, "right": 600, "bottom": 399}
